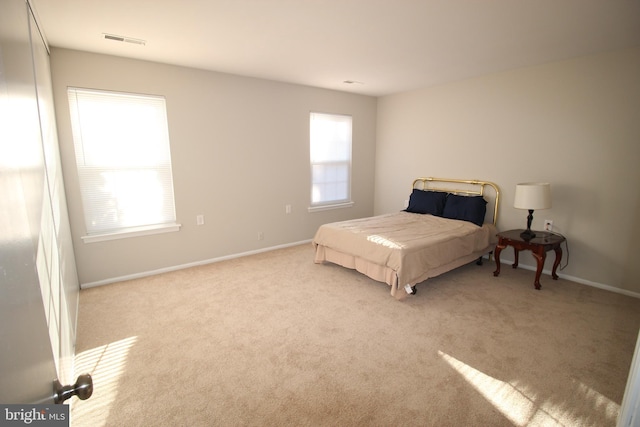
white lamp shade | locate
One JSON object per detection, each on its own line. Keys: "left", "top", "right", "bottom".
{"left": 514, "top": 182, "right": 552, "bottom": 210}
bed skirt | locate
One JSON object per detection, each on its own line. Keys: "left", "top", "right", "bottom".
{"left": 313, "top": 244, "right": 494, "bottom": 300}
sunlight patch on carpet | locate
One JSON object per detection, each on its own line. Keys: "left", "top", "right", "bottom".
{"left": 439, "top": 350, "right": 563, "bottom": 425}
{"left": 555, "top": 380, "right": 620, "bottom": 423}
{"left": 439, "top": 350, "right": 547, "bottom": 424}
{"left": 439, "top": 351, "right": 620, "bottom": 425}
{"left": 71, "top": 336, "right": 138, "bottom": 426}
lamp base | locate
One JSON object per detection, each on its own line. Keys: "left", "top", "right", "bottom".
{"left": 520, "top": 209, "right": 536, "bottom": 240}
{"left": 520, "top": 229, "right": 536, "bottom": 240}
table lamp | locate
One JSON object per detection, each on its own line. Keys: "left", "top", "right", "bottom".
{"left": 514, "top": 182, "right": 551, "bottom": 240}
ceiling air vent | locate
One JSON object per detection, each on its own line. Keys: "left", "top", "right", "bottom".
{"left": 103, "top": 33, "right": 146, "bottom": 46}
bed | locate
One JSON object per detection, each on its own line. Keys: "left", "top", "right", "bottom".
{"left": 312, "top": 177, "right": 500, "bottom": 299}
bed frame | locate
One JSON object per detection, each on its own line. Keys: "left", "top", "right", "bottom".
{"left": 411, "top": 177, "right": 500, "bottom": 226}
{"left": 313, "top": 177, "right": 501, "bottom": 299}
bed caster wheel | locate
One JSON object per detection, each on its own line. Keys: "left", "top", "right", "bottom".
{"left": 404, "top": 284, "right": 417, "bottom": 295}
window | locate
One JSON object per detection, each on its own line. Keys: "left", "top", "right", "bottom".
{"left": 67, "top": 87, "right": 179, "bottom": 242}
{"left": 309, "top": 112, "right": 353, "bottom": 210}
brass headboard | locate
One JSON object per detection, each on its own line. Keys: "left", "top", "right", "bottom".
{"left": 412, "top": 177, "right": 501, "bottom": 226}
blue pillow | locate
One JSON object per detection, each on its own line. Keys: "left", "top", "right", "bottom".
{"left": 442, "top": 194, "right": 487, "bottom": 226}
{"left": 405, "top": 189, "right": 447, "bottom": 216}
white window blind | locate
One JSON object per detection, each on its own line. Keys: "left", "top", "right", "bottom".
{"left": 310, "top": 112, "right": 352, "bottom": 208}
{"left": 67, "top": 87, "right": 178, "bottom": 239}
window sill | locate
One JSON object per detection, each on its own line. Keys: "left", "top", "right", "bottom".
{"left": 308, "top": 201, "right": 354, "bottom": 213}
{"left": 82, "top": 223, "right": 181, "bottom": 243}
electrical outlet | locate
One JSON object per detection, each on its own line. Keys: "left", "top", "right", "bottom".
{"left": 285, "top": 204, "right": 292, "bottom": 214}
{"left": 544, "top": 219, "right": 553, "bottom": 232}
{"left": 196, "top": 214, "right": 204, "bottom": 226}
{"left": 258, "top": 231, "right": 264, "bottom": 241}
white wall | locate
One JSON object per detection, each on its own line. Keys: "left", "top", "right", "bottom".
{"left": 375, "top": 47, "right": 640, "bottom": 294}
{"left": 50, "top": 46, "right": 640, "bottom": 294}
{"left": 50, "top": 48, "right": 377, "bottom": 285}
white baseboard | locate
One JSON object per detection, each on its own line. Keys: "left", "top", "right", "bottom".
{"left": 80, "top": 239, "right": 313, "bottom": 289}
{"left": 81, "top": 242, "right": 640, "bottom": 300}
{"left": 496, "top": 258, "right": 640, "bottom": 299}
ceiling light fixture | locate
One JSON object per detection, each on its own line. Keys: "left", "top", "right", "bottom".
{"left": 103, "top": 33, "right": 146, "bottom": 46}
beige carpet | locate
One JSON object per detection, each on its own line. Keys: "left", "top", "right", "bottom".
{"left": 71, "top": 244, "right": 640, "bottom": 426}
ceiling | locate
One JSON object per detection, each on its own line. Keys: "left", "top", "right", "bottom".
{"left": 31, "top": 0, "right": 640, "bottom": 97}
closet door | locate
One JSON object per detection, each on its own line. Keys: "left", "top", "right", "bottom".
{"left": 0, "top": 0, "right": 80, "bottom": 403}
{"left": 0, "top": 0, "right": 58, "bottom": 403}
{"left": 29, "top": 0, "right": 80, "bottom": 387}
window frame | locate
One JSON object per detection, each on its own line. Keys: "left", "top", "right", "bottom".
{"left": 308, "top": 112, "right": 354, "bottom": 212}
{"left": 67, "top": 87, "right": 181, "bottom": 242}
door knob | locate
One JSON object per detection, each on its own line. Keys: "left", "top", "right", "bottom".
{"left": 53, "top": 373, "right": 93, "bottom": 404}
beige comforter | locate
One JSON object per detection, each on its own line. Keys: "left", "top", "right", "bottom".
{"left": 312, "top": 211, "right": 498, "bottom": 297}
